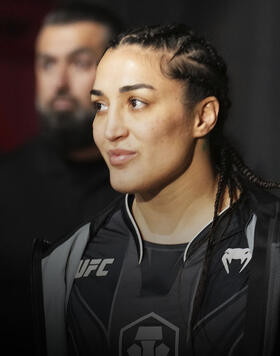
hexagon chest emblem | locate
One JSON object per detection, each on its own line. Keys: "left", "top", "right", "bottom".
{"left": 119, "top": 312, "right": 179, "bottom": 356}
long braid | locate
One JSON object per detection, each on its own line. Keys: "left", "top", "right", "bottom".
{"left": 228, "top": 146, "right": 280, "bottom": 189}
{"left": 190, "top": 146, "right": 230, "bottom": 330}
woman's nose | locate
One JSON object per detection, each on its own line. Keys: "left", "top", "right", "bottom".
{"left": 104, "top": 110, "right": 129, "bottom": 141}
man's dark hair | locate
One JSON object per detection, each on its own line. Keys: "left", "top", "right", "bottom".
{"left": 42, "top": 1, "right": 123, "bottom": 37}
{"left": 108, "top": 22, "right": 280, "bottom": 341}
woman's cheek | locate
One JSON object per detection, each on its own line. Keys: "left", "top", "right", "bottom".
{"left": 92, "top": 119, "right": 103, "bottom": 149}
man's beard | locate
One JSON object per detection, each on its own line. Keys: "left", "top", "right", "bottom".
{"left": 36, "top": 97, "right": 94, "bottom": 157}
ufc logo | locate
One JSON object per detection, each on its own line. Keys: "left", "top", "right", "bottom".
{"left": 75, "top": 258, "right": 115, "bottom": 278}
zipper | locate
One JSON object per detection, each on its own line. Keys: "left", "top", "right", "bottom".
{"left": 31, "top": 238, "right": 50, "bottom": 356}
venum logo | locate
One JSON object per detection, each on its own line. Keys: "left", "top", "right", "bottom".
{"left": 75, "top": 258, "right": 114, "bottom": 278}
{"left": 222, "top": 248, "right": 252, "bottom": 274}
{"left": 119, "top": 312, "right": 179, "bottom": 356}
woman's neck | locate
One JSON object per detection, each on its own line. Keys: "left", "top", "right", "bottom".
{"left": 132, "top": 141, "right": 230, "bottom": 244}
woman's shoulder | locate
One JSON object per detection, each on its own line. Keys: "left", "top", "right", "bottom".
{"left": 245, "top": 184, "right": 280, "bottom": 217}
{"left": 39, "top": 194, "right": 126, "bottom": 257}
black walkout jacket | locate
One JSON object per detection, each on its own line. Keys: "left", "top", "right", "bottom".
{"left": 31, "top": 188, "right": 280, "bottom": 356}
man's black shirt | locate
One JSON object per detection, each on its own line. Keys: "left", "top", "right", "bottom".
{"left": 0, "top": 136, "right": 120, "bottom": 354}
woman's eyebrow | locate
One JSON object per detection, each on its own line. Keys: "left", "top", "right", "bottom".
{"left": 90, "top": 83, "right": 155, "bottom": 97}
{"left": 119, "top": 83, "right": 155, "bottom": 93}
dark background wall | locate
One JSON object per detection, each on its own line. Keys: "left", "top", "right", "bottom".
{"left": 1, "top": 0, "right": 280, "bottom": 181}
{"left": 0, "top": 0, "right": 52, "bottom": 151}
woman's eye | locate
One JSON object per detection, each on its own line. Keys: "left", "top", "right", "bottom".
{"left": 130, "top": 99, "right": 146, "bottom": 109}
{"left": 93, "top": 102, "right": 107, "bottom": 113}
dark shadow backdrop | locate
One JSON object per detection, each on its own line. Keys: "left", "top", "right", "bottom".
{"left": 1, "top": 0, "right": 280, "bottom": 182}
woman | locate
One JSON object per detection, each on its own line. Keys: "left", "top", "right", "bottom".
{"left": 32, "top": 24, "right": 280, "bottom": 356}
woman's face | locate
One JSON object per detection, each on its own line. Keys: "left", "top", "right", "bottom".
{"left": 92, "top": 45, "right": 196, "bottom": 194}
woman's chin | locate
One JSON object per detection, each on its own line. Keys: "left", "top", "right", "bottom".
{"left": 110, "top": 177, "right": 133, "bottom": 194}
{"left": 109, "top": 174, "right": 146, "bottom": 195}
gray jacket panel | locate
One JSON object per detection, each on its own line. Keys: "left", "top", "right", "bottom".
{"left": 42, "top": 223, "right": 91, "bottom": 356}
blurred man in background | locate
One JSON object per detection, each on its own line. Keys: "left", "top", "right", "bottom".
{"left": 0, "top": 2, "right": 122, "bottom": 353}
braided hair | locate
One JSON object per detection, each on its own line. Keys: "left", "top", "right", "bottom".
{"left": 109, "top": 23, "right": 280, "bottom": 344}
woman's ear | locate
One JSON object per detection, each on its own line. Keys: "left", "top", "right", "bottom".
{"left": 192, "top": 96, "right": 219, "bottom": 138}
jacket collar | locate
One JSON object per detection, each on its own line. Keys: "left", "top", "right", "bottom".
{"left": 121, "top": 193, "right": 250, "bottom": 264}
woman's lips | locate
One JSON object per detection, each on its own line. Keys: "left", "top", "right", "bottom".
{"left": 108, "top": 149, "right": 136, "bottom": 166}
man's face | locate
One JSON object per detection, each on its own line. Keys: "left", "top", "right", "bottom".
{"left": 35, "top": 21, "right": 109, "bottom": 152}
